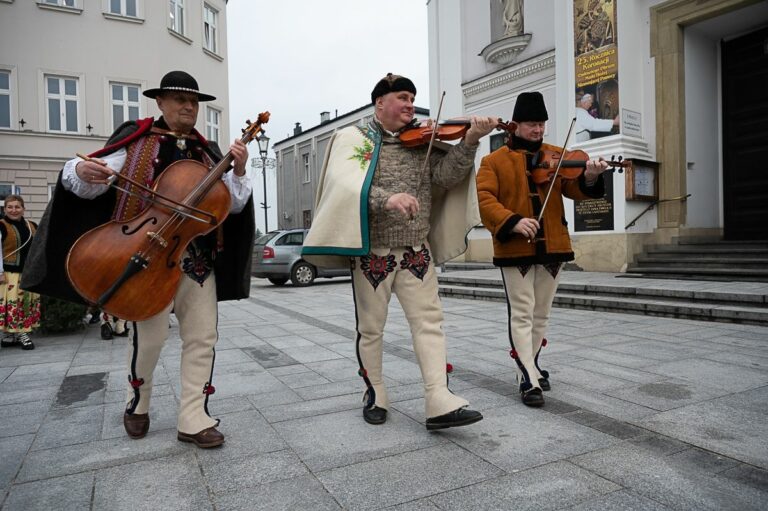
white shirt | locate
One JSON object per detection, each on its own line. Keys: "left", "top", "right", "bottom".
{"left": 575, "top": 107, "right": 614, "bottom": 142}
{"left": 61, "top": 147, "right": 252, "bottom": 214}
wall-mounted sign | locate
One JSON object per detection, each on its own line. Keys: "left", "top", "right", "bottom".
{"left": 621, "top": 109, "right": 642, "bottom": 138}
{"left": 625, "top": 159, "right": 659, "bottom": 201}
{"left": 574, "top": 174, "right": 614, "bottom": 232}
{"left": 573, "top": 0, "right": 620, "bottom": 143}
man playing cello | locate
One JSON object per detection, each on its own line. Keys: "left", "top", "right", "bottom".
{"left": 24, "top": 71, "right": 255, "bottom": 448}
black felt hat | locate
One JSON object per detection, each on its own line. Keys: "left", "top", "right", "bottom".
{"left": 143, "top": 70, "right": 216, "bottom": 102}
{"left": 512, "top": 91, "right": 548, "bottom": 122}
{"left": 371, "top": 73, "right": 417, "bottom": 104}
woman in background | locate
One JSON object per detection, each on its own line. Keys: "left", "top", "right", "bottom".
{"left": 1, "top": 195, "right": 40, "bottom": 350}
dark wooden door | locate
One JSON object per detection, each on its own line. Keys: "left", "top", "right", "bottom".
{"left": 722, "top": 26, "right": 768, "bottom": 240}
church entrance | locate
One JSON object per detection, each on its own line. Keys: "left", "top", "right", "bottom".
{"left": 721, "top": 25, "right": 768, "bottom": 240}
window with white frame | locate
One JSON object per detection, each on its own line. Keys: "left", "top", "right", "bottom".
{"left": 110, "top": 82, "right": 140, "bottom": 130}
{"left": 169, "top": 0, "right": 184, "bottom": 34}
{"left": 0, "top": 183, "right": 22, "bottom": 213}
{"left": 43, "top": 0, "right": 76, "bottom": 6}
{"left": 46, "top": 75, "right": 79, "bottom": 133}
{"left": 109, "top": 0, "right": 137, "bottom": 17}
{"left": 0, "top": 70, "right": 11, "bottom": 129}
{"left": 205, "top": 106, "right": 220, "bottom": 143}
{"left": 203, "top": 4, "right": 218, "bottom": 53}
{"left": 302, "top": 154, "right": 310, "bottom": 183}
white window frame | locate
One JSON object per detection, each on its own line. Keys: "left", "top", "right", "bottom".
{"left": 105, "top": 0, "right": 141, "bottom": 19}
{"left": 205, "top": 106, "right": 221, "bottom": 144}
{"left": 0, "top": 183, "right": 22, "bottom": 210}
{"left": 0, "top": 69, "right": 13, "bottom": 130}
{"left": 38, "top": 0, "right": 80, "bottom": 11}
{"left": 302, "top": 153, "right": 311, "bottom": 184}
{"left": 169, "top": 0, "right": 185, "bottom": 35}
{"left": 45, "top": 74, "right": 80, "bottom": 134}
{"left": 203, "top": 3, "right": 219, "bottom": 54}
{"left": 110, "top": 82, "right": 141, "bottom": 131}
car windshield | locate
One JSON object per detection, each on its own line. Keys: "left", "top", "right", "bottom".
{"left": 255, "top": 232, "right": 281, "bottom": 246}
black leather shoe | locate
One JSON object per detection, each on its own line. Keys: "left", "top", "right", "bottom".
{"left": 123, "top": 412, "right": 150, "bottom": 439}
{"left": 363, "top": 405, "right": 387, "bottom": 425}
{"left": 539, "top": 378, "right": 551, "bottom": 391}
{"left": 521, "top": 388, "right": 545, "bottom": 407}
{"left": 426, "top": 407, "right": 483, "bottom": 430}
{"left": 100, "top": 323, "right": 113, "bottom": 340}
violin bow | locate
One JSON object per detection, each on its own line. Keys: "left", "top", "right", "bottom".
{"left": 76, "top": 153, "right": 217, "bottom": 225}
{"left": 421, "top": 90, "right": 446, "bottom": 176}
{"left": 408, "top": 91, "right": 446, "bottom": 224}
{"left": 536, "top": 117, "right": 577, "bottom": 225}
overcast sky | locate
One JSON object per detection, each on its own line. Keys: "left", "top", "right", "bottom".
{"left": 226, "top": 0, "right": 431, "bottom": 233}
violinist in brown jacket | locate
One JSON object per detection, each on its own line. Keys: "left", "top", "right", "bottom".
{"left": 476, "top": 91, "right": 610, "bottom": 407}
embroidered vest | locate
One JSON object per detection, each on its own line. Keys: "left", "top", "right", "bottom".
{"left": 1, "top": 218, "right": 37, "bottom": 270}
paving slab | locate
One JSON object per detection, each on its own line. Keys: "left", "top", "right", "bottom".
{"left": 204, "top": 449, "right": 308, "bottom": 494}
{"left": 2, "top": 471, "right": 94, "bottom": 511}
{"left": 317, "top": 444, "right": 503, "bottom": 510}
{"left": 442, "top": 404, "right": 620, "bottom": 473}
{"left": 92, "top": 452, "right": 212, "bottom": 511}
{"left": 275, "top": 408, "right": 445, "bottom": 471}
{"left": 637, "top": 386, "right": 768, "bottom": 469}
{"left": 428, "top": 460, "right": 621, "bottom": 510}
{"left": 570, "top": 443, "right": 768, "bottom": 510}
{"left": 213, "top": 474, "right": 342, "bottom": 511}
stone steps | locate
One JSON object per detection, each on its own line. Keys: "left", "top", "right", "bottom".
{"left": 626, "top": 239, "right": 768, "bottom": 282}
{"left": 437, "top": 274, "right": 768, "bottom": 325}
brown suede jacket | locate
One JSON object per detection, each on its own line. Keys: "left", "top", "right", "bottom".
{"left": 476, "top": 143, "right": 605, "bottom": 266}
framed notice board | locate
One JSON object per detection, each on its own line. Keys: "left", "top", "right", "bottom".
{"left": 625, "top": 158, "right": 659, "bottom": 201}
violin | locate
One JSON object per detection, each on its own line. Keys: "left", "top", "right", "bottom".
{"left": 398, "top": 118, "right": 516, "bottom": 147}
{"left": 66, "top": 113, "right": 270, "bottom": 321}
{"left": 529, "top": 148, "right": 629, "bottom": 185}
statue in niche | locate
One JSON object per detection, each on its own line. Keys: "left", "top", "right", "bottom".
{"left": 501, "top": 0, "right": 524, "bottom": 37}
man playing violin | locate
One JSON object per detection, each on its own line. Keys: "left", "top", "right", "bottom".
{"left": 23, "top": 71, "right": 255, "bottom": 448}
{"left": 476, "top": 91, "right": 610, "bottom": 407}
{"left": 303, "top": 73, "right": 497, "bottom": 429}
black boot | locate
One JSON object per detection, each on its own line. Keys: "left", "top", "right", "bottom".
{"left": 363, "top": 405, "right": 387, "bottom": 425}
{"left": 521, "top": 387, "right": 544, "bottom": 407}
{"left": 100, "top": 323, "right": 114, "bottom": 340}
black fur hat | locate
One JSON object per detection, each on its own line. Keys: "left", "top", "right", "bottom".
{"left": 371, "top": 73, "right": 417, "bottom": 105}
{"left": 512, "top": 91, "right": 548, "bottom": 122}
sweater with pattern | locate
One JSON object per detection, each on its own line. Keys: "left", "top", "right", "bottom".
{"left": 367, "top": 120, "right": 479, "bottom": 249}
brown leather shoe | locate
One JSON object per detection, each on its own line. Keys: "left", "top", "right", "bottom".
{"left": 177, "top": 427, "right": 225, "bottom": 448}
{"left": 123, "top": 412, "right": 150, "bottom": 439}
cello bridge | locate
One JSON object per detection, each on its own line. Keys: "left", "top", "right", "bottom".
{"left": 146, "top": 231, "right": 168, "bottom": 248}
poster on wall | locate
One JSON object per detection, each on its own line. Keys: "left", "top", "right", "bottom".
{"left": 573, "top": 0, "right": 620, "bottom": 143}
{"left": 574, "top": 173, "right": 614, "bottom": 232}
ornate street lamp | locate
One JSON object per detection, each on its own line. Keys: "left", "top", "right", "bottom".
{"left": 253, "top": 135, "right": 275, "bottom": 233}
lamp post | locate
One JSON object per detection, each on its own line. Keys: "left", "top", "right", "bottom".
{"left": 253, "top": 135, "right": 275, "bottom": 233}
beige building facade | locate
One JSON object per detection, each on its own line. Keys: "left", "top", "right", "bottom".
{"left": 428, "top": 0, "right": 768, "bottom": 270}
{"left": 0, "top": 0, "right": 231, "bottom": 221}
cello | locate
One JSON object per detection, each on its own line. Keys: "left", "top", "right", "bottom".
{"left": 66, "top": 113, "right": 270, "bottom": 321}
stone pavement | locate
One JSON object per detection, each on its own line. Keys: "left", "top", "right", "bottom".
{"left": 1, "top": 276, "right": 767, "bottom": 510}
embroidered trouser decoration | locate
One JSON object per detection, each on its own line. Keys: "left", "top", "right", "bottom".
{"left": 124, "top": 264, "right": 219, "bottom": 435}
{"left": 500, "top": 264, "right": 562, "bottom": 391}
{"left": 352, "top": 244, "right": 468, "bottom": 418}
